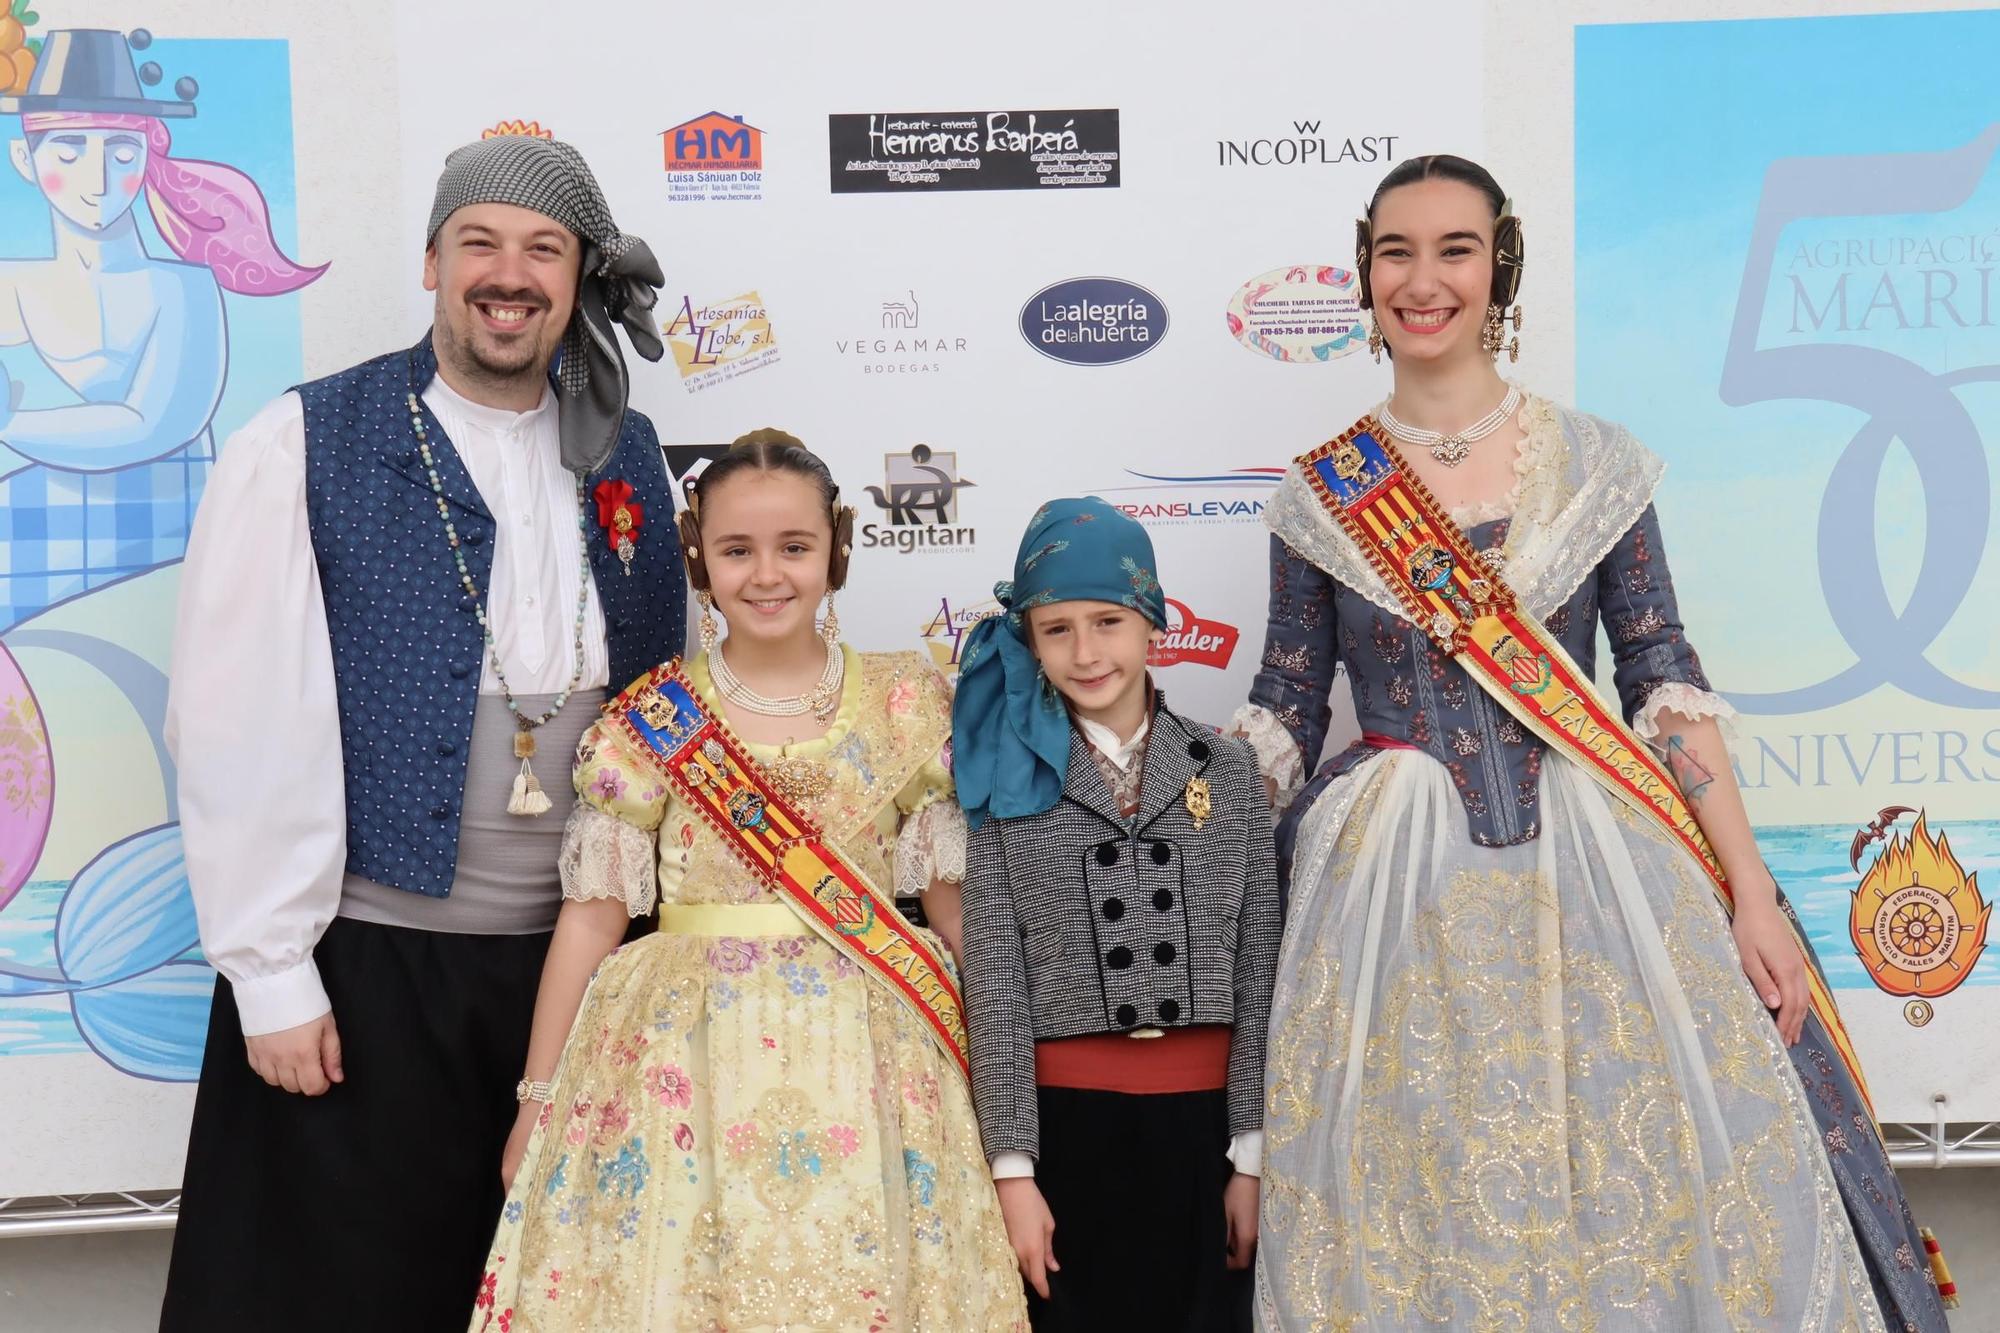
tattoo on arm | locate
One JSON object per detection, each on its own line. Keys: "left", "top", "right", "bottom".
{"left": 1664, "top": 736, "right": 1716, "bottom": 805}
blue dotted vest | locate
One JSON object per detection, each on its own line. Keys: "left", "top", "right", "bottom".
{"left": 298, "top": 336, "right": 686, "bottom": 898}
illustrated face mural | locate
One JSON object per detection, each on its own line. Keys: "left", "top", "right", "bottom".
{"left": 0, "top": 25, "right": 322, "bottom": 1118}
{"left": 11, "top": 126, "right": 149, "bottom": 230}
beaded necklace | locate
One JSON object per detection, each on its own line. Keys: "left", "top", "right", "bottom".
{"left": 1380, "top": 384, "right": 1521, "bottom": 469}
{"left": 406, "top": 389, "right": 592, "bottom": 816}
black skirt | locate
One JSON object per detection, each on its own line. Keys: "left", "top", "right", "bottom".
{"left": 1028, "top": 1084, "right": 1252, "bottom": 1333}
{"left": 160, "top": 915, "right": 549, "bottom": 1333}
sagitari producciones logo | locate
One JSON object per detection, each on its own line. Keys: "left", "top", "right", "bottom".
{"left": 862, "top": 445, "right": 977, "bottom": 553}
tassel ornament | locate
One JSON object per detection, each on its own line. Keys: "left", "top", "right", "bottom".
{"left": 1921, "top": 1227, "right": 1958, "bottom": 1309}
{"left": 509, "top": 757, "right": 553, "bottom": 816}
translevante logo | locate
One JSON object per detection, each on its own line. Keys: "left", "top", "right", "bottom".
{"left": 1147, "top": 599, "right": 1240, "bottom": 670}
{"left": 1020, "top": 277, "right": 1169, "bottom": 366}
{"left": 1101, "top": 466, "right": 1284, "bottom": 525}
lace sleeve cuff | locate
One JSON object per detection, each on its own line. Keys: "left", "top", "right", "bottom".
{"left": 558, "top": 804, "right": 659, "bottom": 918}
{"left": 1229, "top": 703, "right": 1306, "bottom": 807}
{"left": 1633, "top": 682, "right": 1739, "bottom": 743}
{"left": 895, "top": 797, "right": 968, "bottom": 900}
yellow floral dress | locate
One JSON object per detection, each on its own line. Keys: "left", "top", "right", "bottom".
{"left": 471, "top": 648, "right": 1027, "bottom": 1332}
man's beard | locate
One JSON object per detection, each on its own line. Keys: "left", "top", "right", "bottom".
{"left": 435, "top": 293, "right": 558, "bottom": 392}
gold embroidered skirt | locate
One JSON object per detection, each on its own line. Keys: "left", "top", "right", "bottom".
{"left": 471, "top": 920, "right": 1027, "bottom": 1332}
{"left": 1257, "top": 754, "right": 1886, "bottom": 1332}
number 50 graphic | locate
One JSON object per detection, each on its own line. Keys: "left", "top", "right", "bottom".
{"left": 1718, "top": 123, "right": 2000, "bottom": 713}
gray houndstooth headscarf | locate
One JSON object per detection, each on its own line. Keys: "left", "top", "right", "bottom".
{"left": 427, "top": 135, "right": 665, "bottom": 473}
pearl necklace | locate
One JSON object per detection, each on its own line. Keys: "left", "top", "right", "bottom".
{"left": 1380, "top": 385, "right": 1521, "bottom": 468}
{"left": 709, "top": 638, "right": 844, "bottom": 723}
{"left": 407, "top": 390, "right": 591, "bottom": 816}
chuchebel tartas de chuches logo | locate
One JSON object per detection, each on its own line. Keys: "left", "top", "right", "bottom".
{"left": 1020, "top": 277, "right": 1169, "bottom": 367}
{"left": 1225, "top": 266, "right": 1367, "bottom": 363}
{"left": 1848, "top": 807, "right": 1990, "bottom": 1026}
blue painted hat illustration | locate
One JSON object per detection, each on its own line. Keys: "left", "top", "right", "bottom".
{"left": 0, "top": 28, "right": 197, "bottom": 117}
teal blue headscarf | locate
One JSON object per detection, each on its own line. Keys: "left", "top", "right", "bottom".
{"left": 951, "top": 497, "right": 1168, "bottom": 828}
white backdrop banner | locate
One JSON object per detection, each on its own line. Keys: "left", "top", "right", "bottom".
{"left": 1, "top": 0, "right": 1992, "bottom": 1198}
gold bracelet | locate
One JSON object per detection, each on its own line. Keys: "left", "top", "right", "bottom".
{"left": 515, "top": 1078, "right": 555, "bottom": 1104}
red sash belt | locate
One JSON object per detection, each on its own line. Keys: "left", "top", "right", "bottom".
{"left": 1035, "top": 1025, "right": 1231, "bottom": 1094}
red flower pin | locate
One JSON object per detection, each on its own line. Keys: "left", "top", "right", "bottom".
{"left": 592, "top": 479, "right": 643, "bottom": 575}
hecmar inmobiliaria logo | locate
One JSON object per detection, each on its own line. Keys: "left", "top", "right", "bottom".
{"left": 660, "top": 110, "right": 764, "bottom": 203}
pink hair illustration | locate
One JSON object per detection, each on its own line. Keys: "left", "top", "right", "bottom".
{"left": 23, "top": 109, "right": 325, "bottom": 295}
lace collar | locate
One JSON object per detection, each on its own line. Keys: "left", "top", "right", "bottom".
{"left": 1264, "top": 391, "right": 1664, "bottom": 622}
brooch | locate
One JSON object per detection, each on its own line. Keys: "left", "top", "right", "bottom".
{"left": 767, "top": 751, "right": 833, "bottom": 807}
{"left": 1184, "top": 775, "right": 1212, "bottom": 831}
{"left": 593, "top": 479, "right": 644, "bottom": 575}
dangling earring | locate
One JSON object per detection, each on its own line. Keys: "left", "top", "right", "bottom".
{"left": 1367, "top": 313, "right": 1384, "bottom": 363}
{"left": 697, "top": 589, "right": 719, "bottom": 653}
{"left": 820, "top": 591, "right": 841, "bottom": 646}
{"left": 1483, "top": 303, "right": 1522, "bottom": 362}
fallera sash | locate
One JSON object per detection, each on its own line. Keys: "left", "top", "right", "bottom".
{"left": 1296, "top": 416, "right": 1878, "bottom": 1120}
{"left": 607, "top": 660, "right": 970, "bottom": 1081}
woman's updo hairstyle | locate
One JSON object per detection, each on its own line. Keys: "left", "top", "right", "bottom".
{"left": 1354, "top": 154, "right": 1523, "bottom": 315}
{"left": 675, "top": 428, "right": 856, "bottom": 593}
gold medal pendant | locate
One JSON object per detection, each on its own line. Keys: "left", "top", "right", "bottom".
{"left": 1184, "top": 775, "right": 1212, "bottom": 831}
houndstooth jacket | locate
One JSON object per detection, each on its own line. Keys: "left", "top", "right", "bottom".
{"left": 960, "top": 702, "right": 1282, "bottom": 1162}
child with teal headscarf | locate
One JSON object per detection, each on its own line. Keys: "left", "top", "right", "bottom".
{"left": 953, "top": 497, "right": 1281, "bottom": 1332}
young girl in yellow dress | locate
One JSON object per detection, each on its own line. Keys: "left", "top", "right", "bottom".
{"left": 470, "top": 431, "right": 1027, "bottom": 1332}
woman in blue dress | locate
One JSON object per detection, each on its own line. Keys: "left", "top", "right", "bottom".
{"left": 1238, "top": 155, "right": 1948, "bottom": 1332}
